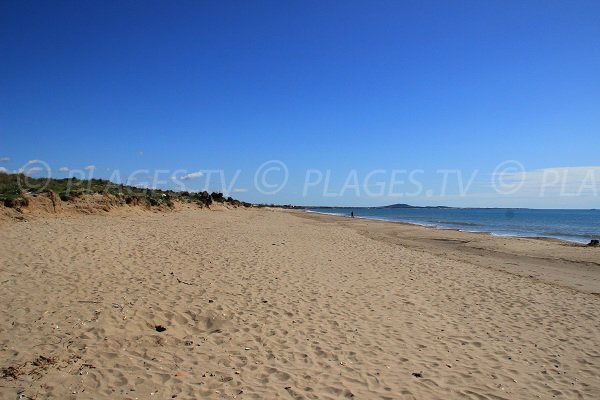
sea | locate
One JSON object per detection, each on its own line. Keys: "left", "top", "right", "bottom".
{"left": 305, "top": 207, "right": 600, "bottom": 244}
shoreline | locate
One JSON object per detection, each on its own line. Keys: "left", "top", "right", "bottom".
{"left": 302, "top": 209, "right": 596, "bottom": 245}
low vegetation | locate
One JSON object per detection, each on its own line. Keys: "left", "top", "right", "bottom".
{"left": 0, "top": 172, "right": 251, "bottom": 209}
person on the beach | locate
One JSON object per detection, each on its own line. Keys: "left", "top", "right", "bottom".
{"left": 351, "top": 211, "right": 354, "bottom": 218}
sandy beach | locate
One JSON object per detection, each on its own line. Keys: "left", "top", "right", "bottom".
{"left": 1, "top": 207, "right": 599, "bottom": 399}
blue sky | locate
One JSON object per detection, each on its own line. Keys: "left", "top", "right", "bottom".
{"left": 1, "top": 1, "right": 599, "bottom": 207}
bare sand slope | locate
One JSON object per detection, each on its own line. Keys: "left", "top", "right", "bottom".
{"left": 0, "top": 208, "right": 598, "bottom": 399}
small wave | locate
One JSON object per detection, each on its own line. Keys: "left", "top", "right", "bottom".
{"left": 490, "top": 231, "right": 589, "bottom": 244}
{"left": 304, "top": 210, "right": 347, "bottom": 217}
{"left": 433, "top": 220, "right": 481, "bottom": 227}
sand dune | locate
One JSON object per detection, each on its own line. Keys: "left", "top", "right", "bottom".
{"left": 1, "top": 208, "right": 598, "bottom": 399}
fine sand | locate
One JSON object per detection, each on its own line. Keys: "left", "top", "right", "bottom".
{"left": 0, "top": 207, "right": 599, "bottom": 399}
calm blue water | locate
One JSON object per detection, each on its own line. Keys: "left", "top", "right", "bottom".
{"left": 306, "top": 207, "right": 600, "bottom": 243}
